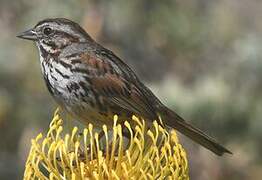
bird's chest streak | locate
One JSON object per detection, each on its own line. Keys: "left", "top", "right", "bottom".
{"left": 38, "top": 51, "right": 93, "bottom": 112}
{"left": 37, "top": 45, "right": 117, "bottom": 126}
{"left": 39, "top": 56, "right": 113, "bottom": 126}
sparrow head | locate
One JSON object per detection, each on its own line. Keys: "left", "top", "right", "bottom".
{"left": 17, "top": 18, "right": 93, "bottom": 54}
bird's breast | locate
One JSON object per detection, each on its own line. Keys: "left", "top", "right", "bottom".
{"left": 40, "top": 56, "right": 94, "bottom": 111}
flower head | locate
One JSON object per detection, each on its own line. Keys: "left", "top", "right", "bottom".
{"left": 24, "top": 109, "right": 189, "bottom": 179}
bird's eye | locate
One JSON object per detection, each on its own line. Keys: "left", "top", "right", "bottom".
{"left": 43, "top": 27, "right": 53, "bottom": 35}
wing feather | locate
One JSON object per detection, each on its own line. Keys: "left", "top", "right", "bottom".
{"left": 73, "top": 48, "right": 159, "bottom": 120}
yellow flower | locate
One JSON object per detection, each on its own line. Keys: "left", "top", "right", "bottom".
{"left": 24, "top": 109, "right": 189, "bottom": 179}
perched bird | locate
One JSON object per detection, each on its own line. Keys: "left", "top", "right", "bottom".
{"left": 17, "top": 18, "right": 231, "bottom": 156}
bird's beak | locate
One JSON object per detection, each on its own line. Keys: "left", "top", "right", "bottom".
{"left": 17, "top": 29, "right": 37, "bottom": 41}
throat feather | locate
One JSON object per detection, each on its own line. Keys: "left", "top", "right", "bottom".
{"left": 40, "top": 41, "right": 60, "bottom": 55}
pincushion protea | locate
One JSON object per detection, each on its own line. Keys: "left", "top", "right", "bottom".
{"left": 23, "top": 109, "right": 189, "bottom": 179}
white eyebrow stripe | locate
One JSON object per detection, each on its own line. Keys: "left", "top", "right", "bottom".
{"left": 38, "top": 23, "right": 75, "bottom": 35}
{"left": 35, "top": 21, "right": 87, "bottom": 42}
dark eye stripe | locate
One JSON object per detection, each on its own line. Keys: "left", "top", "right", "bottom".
{"left": 56, "top": 31, "right": 80, "bottom": 42}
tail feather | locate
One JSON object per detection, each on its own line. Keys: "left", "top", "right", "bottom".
{"left": 160, "top": 107, "right": 232, "bottom": 156}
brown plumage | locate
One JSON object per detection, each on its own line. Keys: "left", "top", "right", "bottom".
{"left": 17, "top": 18, "right": 232, "bottom": 156}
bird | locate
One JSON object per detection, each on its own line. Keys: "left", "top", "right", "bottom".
{"left": 17, "top": 18, "right": 232, "bottom": 156}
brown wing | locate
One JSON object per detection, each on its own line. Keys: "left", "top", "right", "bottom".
{"left": 79, "top": 49, "right": 158, "bottom": 120}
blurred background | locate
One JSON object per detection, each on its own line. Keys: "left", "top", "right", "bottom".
{"left": 0, "top": 0, "right": 261, "bottom": 179}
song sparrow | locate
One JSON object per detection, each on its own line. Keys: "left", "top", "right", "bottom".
{"left": 17, "top": 18, "right": 231, "bottom": 156}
